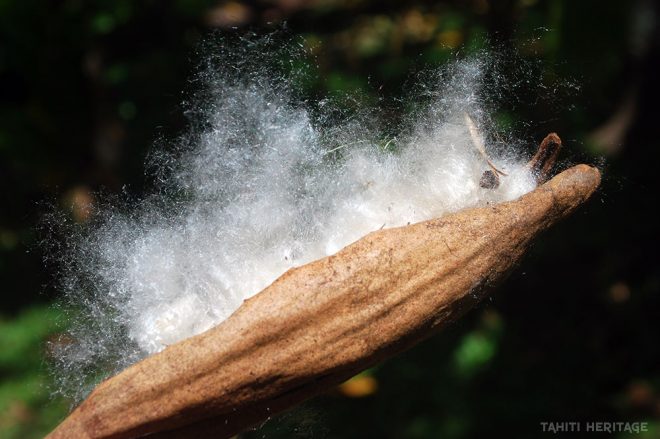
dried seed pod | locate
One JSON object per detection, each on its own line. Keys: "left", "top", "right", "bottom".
{"left": 47, "top": 164, "right": 601, "bottom": 439}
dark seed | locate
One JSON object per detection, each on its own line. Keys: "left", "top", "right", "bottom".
{"left": 480, "top": 170, "right": 500, "bottom": 189}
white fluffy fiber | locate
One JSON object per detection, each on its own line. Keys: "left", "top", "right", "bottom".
{"left": 51, "top": 40, "right": 537, "bottom": 401}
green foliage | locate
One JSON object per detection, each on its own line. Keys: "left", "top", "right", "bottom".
{"left": 452, "top": 330, "right": 498, "bottom": 378}
{"left": 0, "top": 306, "right": 68, "bottom": 439}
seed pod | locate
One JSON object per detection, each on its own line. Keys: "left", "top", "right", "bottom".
{"left": 47, "top": 164, "right": 601, "bottom": 439}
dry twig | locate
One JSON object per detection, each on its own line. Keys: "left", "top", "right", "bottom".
{"left": 463, "top": 112, "right": 507, "bottom": 182}
{"left": 528, "top": 132, "right": 563, "bottom": 182}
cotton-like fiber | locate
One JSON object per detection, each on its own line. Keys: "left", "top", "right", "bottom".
{"left": 49, "top": 38, "right": 539, "bottom": 402}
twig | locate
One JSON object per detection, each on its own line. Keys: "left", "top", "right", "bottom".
{"left": 527, "top": 132, "right": 562, "bottom": 183}
{"left": 463, "top": 112, "right": 508, "bottom": 181}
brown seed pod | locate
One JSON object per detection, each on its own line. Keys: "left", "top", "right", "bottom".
{"left": 46, "top": 164, "right": 601, "bottom": 439}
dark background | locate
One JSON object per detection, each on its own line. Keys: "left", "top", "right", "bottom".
{"left": 1, "top": 0, "right": 658, "bottom": 438}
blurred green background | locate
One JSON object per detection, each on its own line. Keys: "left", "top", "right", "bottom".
{"left": 1, "top": 0, "right": 659, "bottom": 438}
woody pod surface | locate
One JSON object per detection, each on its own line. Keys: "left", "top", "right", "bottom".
{"left": 47, "top": 143, "right": 601, "bottom": 438}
